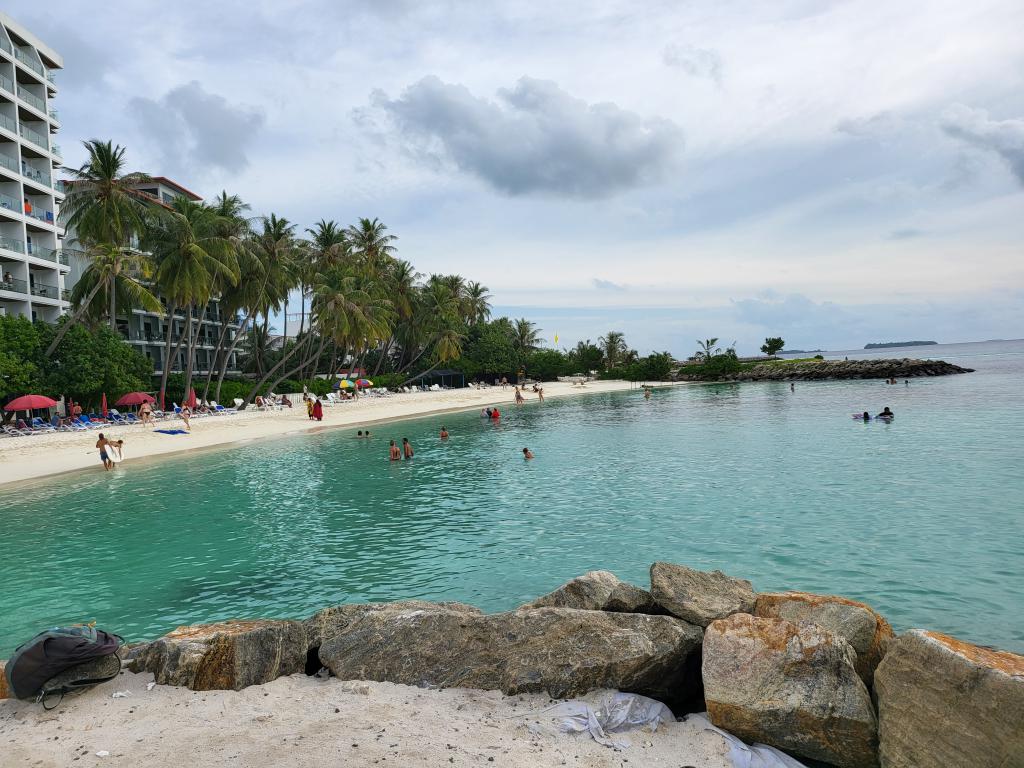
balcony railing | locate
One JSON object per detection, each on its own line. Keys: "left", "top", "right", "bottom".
{"left": 13, "top": 48, "right": 44, "bottom": 77}
{"left": 16, "top": 85, "right": 45, "bottom": 112}
{"left": 0, "top": 234, "right": 25, "bottom": 253}
{"left": 25, "top": 208, "right": 56, "bottom": 225}
{"left": 21, "top": 164, "right": 51, "bottom": 188}
{"left": 51, "top": 143, "right": 62, "bottom": 158}
{"left": 0, "top": 191, "right": 17, "bottom": 213}
{"left": 58, "top": 251, "right": 69, "bottom": 266}
{"left": 18, "top": 124, "right": 49, "bottom": 150}
{"left": 0, "top": 277, "right": 28, "bottom": 294}
{"left": 30, "top": 282, "right": 59, "bottom": 299}
{"left": 48, "top": 107, "right": 59, "bottom": 122}
{"left": 28, "top": 245, "right": 59, "bottom": 262}
{"left": 0, "top": 154, "right": 16, "bottom": 174}
{"left": 0, "top": 112, "right": 15, "bottom": 134}
{"left": 61, "top": 288, "right": 70, "bottom": 301}
{"left": 0, "top": 38, "right": 12, "bottom": 55}
{"left": 0, "top": 73, "right": 12, "bottom": 94}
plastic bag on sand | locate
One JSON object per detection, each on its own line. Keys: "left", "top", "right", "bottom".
{"left": 686, "top": 713, "right": 808, "bottom": 768}
{"left": 544, "top": 692, "right": 676, "bottom": 749}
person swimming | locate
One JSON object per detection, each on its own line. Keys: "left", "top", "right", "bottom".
{"left": 440, "top": 426, "right": 449, "bottom": 440}
{"left": 522, "top": 447, "right": 534, "bottom": 459}
{"left": 389, "top": 440, "right": 401, "bottom": 461}
{"left": 877, "top": 407, "right": 894, "bottom": 419}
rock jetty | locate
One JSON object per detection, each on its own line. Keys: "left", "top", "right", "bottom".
{"left": 5, "top": 562, "right": 1021, "bottom": 768}
{"left": 677, "top": 358, "right": 973, "bottom": 382}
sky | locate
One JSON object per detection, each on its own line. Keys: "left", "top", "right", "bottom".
{"left": 12, "top": 0, "right": 1024, "bottom": 355}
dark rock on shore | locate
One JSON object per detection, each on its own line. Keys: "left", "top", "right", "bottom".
{"left": 304, "top": 600, "right": 481, "bottom": 650}
{"left": 650, "top": 562, "right": 755, "bottom": 627}
{"left": 754, "top": 591, "right": 893, "bottom": 686}
{"left": 677, "top": 357, "right": 973, "bottom": 382}
{"left": 703, "top": 613, "right": 879, "bottom": 768}
{"left": 874, "top": 630, "right": 1024, "bottom": 767}
{"left": 317, "top": 602, "right": 703, "bottom": 702}
{"left": 130, "top": 619, "right": 306, "bottom": 691}
{"left": 523, "top": 570, "right": 661, "bottom": 614}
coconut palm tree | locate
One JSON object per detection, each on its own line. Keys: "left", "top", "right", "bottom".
{"left": 696, "top": 338, "right": 720, "bottom": 361}
{"left": 346, "top": 217, "right": 397, "bottom": 270}
{"left": 464, "top": 281, "right": 492, "bottom": 325}
{"left": 599, "top": 331, "right": 629, "bottom": 369}
{"left": 511, "top": 318, "right": 542, "bottom": 357}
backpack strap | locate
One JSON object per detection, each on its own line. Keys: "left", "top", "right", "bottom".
{"left": 36, "top": 648, "right": 123, "bottom": 710}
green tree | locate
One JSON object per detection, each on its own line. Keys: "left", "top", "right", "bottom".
{"left": 599, "top": 331, "right": 629, "bottom": 369}
{"left": 567, "top": 339, "right": 604, "bottom": 374}
{"left": 510, "top": 318, "right": 542, "bottom": 359}
{"left": 457, "top": 318, "right": 519, "bottom": 380}
{"left": 0, "top": 315, "right": 42, "bottom": 402}
{"left": 525, "top": 348, "right": 569, "bottom": 381}
{"left": 696, "top": 338, "right": 721, "bottom": 361}
{"left": 761, "top": 336, "right": 785, "bottom": 356}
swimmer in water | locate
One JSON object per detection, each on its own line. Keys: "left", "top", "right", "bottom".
{"left": 862, "top": 411, "right": 871, "bottom": 421}
{"left": 522, "top": 447, "right": 534, "bottom": 459}
{"left": 389, "top": 440, "right": 401, "bottom": 461}
{"left": 877, "top": 407, "right": 894, "bottom": 419}
{"left": 403, "top": 437, "right": 414, "bottom": 459}
{"left": 440, "top": 426, "right": 449, "bottom": 440}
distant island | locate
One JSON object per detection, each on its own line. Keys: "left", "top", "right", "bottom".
{"left": 781, "top": 349, "right": 824, "bottom": 354}
{"left": 864, "top": 341, "right": 938, "bottom": 349}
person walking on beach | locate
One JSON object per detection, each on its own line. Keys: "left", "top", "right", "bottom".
{"left": 501, "top": 376, "right": 508, "bottom": 390}
{"left": 139, "top": 401, "right": 153, "bottom": 427}
{"left": 389, "top": 440, "right": 401, "bottom": 461}
{"left": 440, "top": 426, "right": 449, "bottom": 440}
{"left": 312, "top": 397, "right": 323, "bottom": 422}
{"left": 522, "top": 447, "right": 534, "bottom": 459}
{"left": 403, "top": 437, "right": 414, "bottom": 459}
{"left": 180, "top": 405, "right": 191, "bottom": 431}
{"left": 305, "top": 396, "right": 314, "bottom": 420}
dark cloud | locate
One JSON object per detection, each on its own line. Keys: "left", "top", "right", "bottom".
{"left": 592, "top": 278, "right": 627, "bottom": 291}
{"left": 371, "top": 75, "right": 684, "bottom": 198}
{"left": 662, "top": 44, "right": 723, "bottom": 85}
{"left": 888, "top": 228, "right": 925, "bottom": 240}
{"left": 130, "top": 81, "right": 264, "bottom": 178}
{"left": 940, "top": 104, "right": 1024, "bottom": 184}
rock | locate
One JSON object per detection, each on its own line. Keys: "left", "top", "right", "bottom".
{"left": 318, "top": 602, "right": 703, "bottom": 702}
{"left": 874, "top": 630, "right": 1024, "bottom": 767}
{"left": 754, "top": 591, "right": 893, "bottom": 685}
{"left": 0, "top": 660, "right": 8, "bottom": 699}
{"left": 649, "top": 562, "right": 755, "bottom": 626}
{"left": 131, "top": 619, "right": 306, "bottom": 691}
{"left": 305, "top": 600, "right": 481, "bottom": 650}
{"left": 703, "top": 613, "right": 878, "bottom": 768}
{"left": 524, "top": 570, "right": 660, "bottom": 613}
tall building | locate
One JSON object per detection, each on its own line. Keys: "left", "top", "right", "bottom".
{"left": 65, "top": 176, "right": 244, "bottom": 378}
{"left": 0, "top": 12, "right": 67, "bottom": 322}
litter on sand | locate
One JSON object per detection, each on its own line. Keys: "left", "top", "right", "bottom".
{"left": 685, "top": 713, "right": 807, "bottom": 768}
{"left": 146, "top": 682, "right": 156, "bottom": 691}
{"left": 95, "top": 751, "right": 110, "bottom": 757}
{"left": 537, "top": 692, "right": 676, "bottom": 749}
{"left": 111, "top": 691, "right": 131, "bottom": 698}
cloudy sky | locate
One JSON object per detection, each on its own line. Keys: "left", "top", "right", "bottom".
{"left": 13, "top": 0, "right": 1024, "bottom": 354}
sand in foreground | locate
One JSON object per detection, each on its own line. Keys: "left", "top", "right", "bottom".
{"left": 0, "top": 671, "right": 733, "bottom": 768}
{"left": 0, "top": 380, "right": 661, "bottom": 488}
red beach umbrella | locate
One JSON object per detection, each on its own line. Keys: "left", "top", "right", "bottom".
{"left": 101, "top": 393, "right": 108, "bottom": 419}
{"left": 116, "top": 391, "right": 156, "bottom": 407}
{"left": 187, "top": 388, "right": 197, "bottom": 409}
{"left": 4, "top": 394, "right": 58, "bottom": 411}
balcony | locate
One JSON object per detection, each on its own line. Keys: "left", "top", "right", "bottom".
{"left": 0, "top": 154, "right": 16, "bottom": 176}
{"left": 51, "top": 143, "right": 62, "bottom": 159}
{"left": 13, "top": 48, "right": 44, "bottom": 78}
{"left": 28, "top": 244, "right": 59, "bottom": 263}
{"left": 18, "top": 124, "right": 49, "bottom": 151}
{"left": 0, "top": 112, "right": 15, "bottom": 134}
{"left": 16, "top": 85, "right": 45, "bottom": 113}
{"left": 61, "top": 288, "right": 70, "bottom": 301}
{"left": 25, "top": 207, "right": 56, "bottom": 226}
{"left": 30, "top": 281, "right": 59, "bottom": 299}
{"left": 0, "top": 276, "right": 28, "bottom": 295}
{"left": 0, "top": 234, "right": 25, "bottom": 253}
{"left": 0, "top": 72, "right": 12, "bottom": 94}
{"left": 58, "top": 250, "right": 69, "bottom": 266}
{"left": 0, "top": 38, "right": 11, "bottom": 56}
{"left": 0, "top": 191, "right": 18, "bottom": 214}
{"left": 48, "top": 107, "right": 59, "bottom": 122}
{"left": 21, "top": 163, "right": 51, "bottom": 188}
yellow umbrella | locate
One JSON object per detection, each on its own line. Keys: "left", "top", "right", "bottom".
{"left": 338, "top": 380, "right": 354, "bottom": 389}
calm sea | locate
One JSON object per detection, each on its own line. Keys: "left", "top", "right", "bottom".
{"left": 1, "top": 339, "right": 1021, "bottom": 656}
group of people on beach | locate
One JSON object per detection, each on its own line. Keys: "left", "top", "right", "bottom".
{"left": 304, "top": 395, "right": 324, "bottom": 422}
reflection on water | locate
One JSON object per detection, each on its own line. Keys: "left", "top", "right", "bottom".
{"left": 1, "top": 340, "right": 1022, "bottom": 655}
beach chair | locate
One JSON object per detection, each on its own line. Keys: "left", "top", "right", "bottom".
{"left": 31, "top": 417, "right": 56, "bottom": 432}
{"left": 76, "top": 416, "right": 100, "bottom": 429}
{"left": 3, "top": 424, "right": 32, "bottom": 437}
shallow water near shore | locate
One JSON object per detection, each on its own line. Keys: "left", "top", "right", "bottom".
{"left": 2, "top": 339, "right": 1022, "bottom": 656}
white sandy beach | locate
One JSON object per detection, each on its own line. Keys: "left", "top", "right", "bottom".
{"left": 0, "top": 671, "right": 733, "bottom": 768}
{"left": 0, "top": 381, "right": 661, "bottom": 487}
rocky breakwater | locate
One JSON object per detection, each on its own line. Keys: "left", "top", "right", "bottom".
{"left": 8, "top": 563, "right": 1021, "bottom": 767}
{"left": 679, "top": 357, "right": 974, "bottom": 382}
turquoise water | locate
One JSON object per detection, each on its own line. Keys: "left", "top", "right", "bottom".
{"left": 2, "top": 340, "right": 1022, "bottom": 656}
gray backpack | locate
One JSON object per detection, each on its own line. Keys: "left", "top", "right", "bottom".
{"left": 5, "top": 625, "right": 123, "bottom": 707}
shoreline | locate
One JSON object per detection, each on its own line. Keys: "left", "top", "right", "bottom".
{"left": 0, "top": 380, "right": 679, "bottom": 489}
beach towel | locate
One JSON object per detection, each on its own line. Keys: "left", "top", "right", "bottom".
{"left": 154, "top": 429, "right": 188, "bottom": 435}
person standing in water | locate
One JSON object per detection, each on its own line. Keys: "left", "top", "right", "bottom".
{"left": 644, "top": 387, "right": 651, "bottom": 400}
{"left": 522, "top": 447, "right": 534, "bottom": 459}
{"left": 96, "top": 433, "right": 113, "bottom": 471}
{"left": 389, "top": 440, "right": 401, "bottom": 461}
{"left": 790, "top": 382, "right": 795, "bottom": 392}
{"left": 440, "top": 426, "right": 449, "bottom": 440}
{"left": 877, "top": 407, "right": 895, "bottom": 419}
{"left": 403, "top": 437, "right": 414, "bottom": 459}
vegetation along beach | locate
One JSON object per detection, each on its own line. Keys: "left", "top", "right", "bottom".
{"left": 2, "top": 3, "right": 1022, "bottom": 767}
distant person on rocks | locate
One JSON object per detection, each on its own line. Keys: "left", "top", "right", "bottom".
{"left": 389, "top": 440, "right": 401, "bottom": 461}
{"left": 403, "top": 437, "right": 414, "bottom": 459}
{"left": 522, "top": 447, "right": 534, "bottom": 459}
{"left": 440, "top": 426, "right": 449, "bottom": 440}
{"left": 877, "top": 407, "right": 894, "bottom": 419}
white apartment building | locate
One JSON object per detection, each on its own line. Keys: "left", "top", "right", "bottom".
{"left": 0, "top": 12, "right": 67, "bottom": 322}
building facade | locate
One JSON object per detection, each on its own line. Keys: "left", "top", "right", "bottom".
{"left": 65, "top": 176, "right": 244, "bottom": 377}
{"left": 0, "top": 12, "right": 68, "bottom": 322}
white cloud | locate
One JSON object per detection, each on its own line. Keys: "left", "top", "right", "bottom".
{"left": 940, "top": 104, "right": 1024, "bottom": 184}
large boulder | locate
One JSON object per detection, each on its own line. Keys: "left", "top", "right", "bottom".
{"left": 874, "top": 630, "right": 1024, "bottom": 767}
{"left": 524, "top": 570, "right": 660, "bottom": 614}
{"left": 318, "top": 602, "right": 703, "bottom": 702}
{"left": 755, "top": 591, "right": 893, "bottom": 685}
{"left": 649, "top": 562, "right": 755, "bottom": 626}
{"left": 703, "top": 613, "right": 878, "bottom": 768}
{"left": 304, "top": 600, "right": 481, "bottom": 650}
{"left": 131, "top": 619, "right": 306, "bottom": 691}
{"left": 0, "top": 660, "right": 8, "bottom": 699}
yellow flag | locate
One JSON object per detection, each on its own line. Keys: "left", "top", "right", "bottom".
{"left": 554, "top": 333, "right": 559, "bottom": 345}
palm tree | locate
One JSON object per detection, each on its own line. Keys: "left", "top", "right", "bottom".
{"left": 148, "top": 198, "right": 239, "bottom": 402}
{"left": 511, "top": 318, "right": 541, "bottom": 357}
{"left": 346, "top": 217, "right": 397, "bottom": 269}
{"left": 696, "top": 338, "right": 720, "bottom": 361}
{"left": 599, "top": 331, "right": 629, "bottom": 368}
{"left": 463, "top": 281, "right": 492, "bottom": 325}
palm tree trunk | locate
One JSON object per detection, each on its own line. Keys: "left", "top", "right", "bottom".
{"left": 202, "top": 313, "right": 232, "bottom": 402}
{"left": 265, "top": 336, "right": 327, "bottom": 397}
{"left": 372, "top": 337, "right": 393, "bottom": 377}
{"left": 108, "top": 276, "right": 117, "bottom": 332}
{"left": 239, "top": 336, "right": 310, "bottom": 410}
{"left": 183, "top": 305, "right": 199, "bottom": 399}
{"left": 283, "top": 296, "right": 288, "bottom": 341}
{"left": 214, "top": 312, "right": 253, "bottom": 403}
{"left": 158, "top": 302, "right": 179, "bottom": 408}
{"left": 44, "top": 279, "right": 106, "bottom": 356}
{"left": 400, "top": 358, "right": 444, "bottom": 388}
